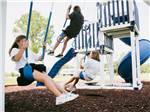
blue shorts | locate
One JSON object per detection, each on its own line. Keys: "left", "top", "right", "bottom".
{"left": 79, "top": 71, "right": 93, "bottom": 81}
{"left": 57, "top": 32, "right": 66, "bottom": 42}
{"left": 79, "top": 71, "right": 87, "bottom": 80}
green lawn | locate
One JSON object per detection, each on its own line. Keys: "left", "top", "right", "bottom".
{"left": 5, "top": 73, "right": 150, "bottom": 86}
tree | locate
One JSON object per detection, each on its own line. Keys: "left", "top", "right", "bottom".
{"left": 13, "top": 10, "right": 54, "bottom": 53}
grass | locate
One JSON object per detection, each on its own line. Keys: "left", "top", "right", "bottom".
{"left": 5, "top": 73, "right": 150, "bottom": 86}
{"left": 5, "top": 76, "right": 17, "bottom": 85}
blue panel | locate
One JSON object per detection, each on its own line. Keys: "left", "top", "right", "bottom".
{"left": 120, "top": 37, "right": 131, "bottom": 46}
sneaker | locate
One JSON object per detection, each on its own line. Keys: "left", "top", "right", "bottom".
{"left": 56, "top": 93, "right": 79, "bottom": 105}
{"left": 56, "top": 94, "right": 67, "bottom": 105}
{"left": 65, "top": 92, "right": 79, "bottom": 102}
{"left": 47, "top": 50, "right": 54, "bottom": 55}
{"left": 55, "top": 54, "right": 63, "bottom": 58}
{"left": 66, "top": 92, "right": 79, "bottom": 100}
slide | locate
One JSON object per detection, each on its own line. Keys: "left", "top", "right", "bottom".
{"left": 118, "top": 37, "right": 150, "bottom": 82}
{"left": 36, "top": 48, "right": 76, "bottom": 86}
{"left": 48, "top": 48, "right": 76, "bottom": 78}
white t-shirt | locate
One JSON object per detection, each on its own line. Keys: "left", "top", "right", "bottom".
{"left": 82, "top": 57, "right": 100, "bottom": 79}
{"left": 10, "top": 48, "right": 40, "bottom": 71}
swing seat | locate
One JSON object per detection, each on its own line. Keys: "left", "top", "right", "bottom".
{"left": 84, "top": 81, "right": 98, "bottom": 86}
{"left": 23, "top": 64, "right": 34, "bottom": 81}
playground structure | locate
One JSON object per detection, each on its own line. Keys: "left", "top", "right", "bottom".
{"left": 46, "top": 0, "right": 150, "bottom": 90}
{"left": 1, "top": 1, "right": 150, "bottom": 90}
{"left": 74, "top": 0, "right": 142, "bottom": 90}
{"left": 35, "top": 0, "right": 150, "bottom": 90}
{"left": 73, "top": 0, "right": 150, "bottom": 90}
{"left": 1, "top": 1, "right": 150, "bottom": 112}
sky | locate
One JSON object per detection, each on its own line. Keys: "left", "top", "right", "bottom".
{"left": 4, "top": 0, "right": 150, "bottom": 73}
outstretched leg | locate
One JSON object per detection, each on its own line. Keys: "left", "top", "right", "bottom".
{"left": 33, "top": 70, "right": 62, "bottom": 96}
{"left": 48, "top": 32, "right": 66, "bottom": 55}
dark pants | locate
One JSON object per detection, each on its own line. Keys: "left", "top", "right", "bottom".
{"left": 17, "top": 63, "right": 46, "bottom": 86}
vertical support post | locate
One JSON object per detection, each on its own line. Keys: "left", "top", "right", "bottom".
{"left": 74, "top": 37, "right": 77, "bottom": 50}
{"left": 116, "top": 0, "right": 120, "bottom": 25}
{"left": 0, "top": 1, "right": 6, "bottom": 112}
{"left": 104, "top": 3, "right": 107, "bottom": 27}
{"left": 96, "top": 22, "right": 99, "bottom": 48}
{"left": 112, "top": 0, "right": 116, "bottom": 25}
{"left": 135, "top": 35, "right": 141, "bottom": 84}
{"left": 85, "top": 26, "right": 88, "bottom": 52}
{"left": 121, "top": 0, "right": 125, "bottom": 24}
{"left": 130, "top": 30, "right": 138, "bottom": 88}
{"left": 100, "top": 3, "right": 103, "bottom": 28}
{"left": 92, "top": 23, "right": 95, "bottom": 48}
{"left": 108, "top": 1, "right": 111, "bottom": 26}
{"left": 106, "top": 53, "right": 114, "bottom": 85}
{"left": 99, "top": 54, "right": 105, "bottom": 86}
{"left": 81, "top": 28, "right": 84, "bottom": 49}
{"left": 89, "top": 24, "right": 92, "bottom": 48}
{"left": 126, "top": 0, "right": 130, "bottom": 23}
{"left": 128, "top": 0, "right": 134, "bottom": 22}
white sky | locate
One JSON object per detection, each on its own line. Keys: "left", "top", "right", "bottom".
{"left": 4, "top": 0, "right": 150, "bottom": 73}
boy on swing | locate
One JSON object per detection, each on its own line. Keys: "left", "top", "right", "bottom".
{"left": 48, "top": 5, "right": 84, "bottom": 57}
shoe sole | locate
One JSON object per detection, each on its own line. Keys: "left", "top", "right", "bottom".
{"left": 67, "top": 94, "right": 79, "bottom": 102}
{"left": 56, "top": 94, "right": 79, "bottom": 105}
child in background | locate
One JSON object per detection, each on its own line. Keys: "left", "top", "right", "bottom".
{"left": 64, "top": 51, "right": 100, "bottom": 92}
{"left": 48, "top": 5, "right": 84, "bottom": 57}
{"left": 9, "top": 35, "right": 79, "bottom": 105}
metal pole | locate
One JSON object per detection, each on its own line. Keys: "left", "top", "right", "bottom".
{"left": 0, "top": 1, "right": 6, "bottom": 112}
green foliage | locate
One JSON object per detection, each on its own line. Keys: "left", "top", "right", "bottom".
{"left": 13, "top": 10, "right": 54, "bottom": 53}
{"left": 141, "top": 64, "right": 150, "bottom": 73}
{"left": 104, "top": 61, "right": 118, "bottom": 74}
{"left": 113, "top": 61, "right": 119, "bottom": 73}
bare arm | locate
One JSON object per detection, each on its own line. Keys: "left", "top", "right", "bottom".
{"left": 80, "top": 58, "right": 84, "bottom": 69}
{"left": 12, "top": 48, "right": 25, "bottom": 61}
{"left": 66, "top": 5, "right": 72, "bottom": 19}
{"left": 12, "top": 41, "right": 28, "bottom": 61}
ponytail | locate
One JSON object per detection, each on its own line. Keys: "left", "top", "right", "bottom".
{"left": 9, "top": 35, "right": 26, "bottom": 55}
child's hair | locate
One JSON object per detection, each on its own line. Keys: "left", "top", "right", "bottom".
{"left": 90, "top": 51, "right": 100, "bottom": 62}
{"left": 9, "top": 35, "right": 26, "bottom": 55}
{"left": 73, "top": 5, "right": 81, "bottom": 13}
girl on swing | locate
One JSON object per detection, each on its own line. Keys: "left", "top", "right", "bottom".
{"left": 64, "top": 51, "right": 101, "bottom": 92}
{"left": 9, "top": 35, "right": 79, "bottom": 105}
{"left": 48, "top": 5, "right": 84, "bottom": 57}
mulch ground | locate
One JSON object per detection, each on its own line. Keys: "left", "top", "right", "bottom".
{"left": 5, "top": 82, "right": 150, "bottom": 112}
